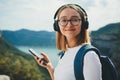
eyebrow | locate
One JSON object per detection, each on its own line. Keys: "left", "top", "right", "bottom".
{"left": 59, "top": 16, "right": 80, "bottom": 19}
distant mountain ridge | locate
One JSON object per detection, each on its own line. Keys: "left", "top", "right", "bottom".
{"left": 92, "top": 22, "right": 120, "bottom": 35}
{"left": 2, "top": 29, "right": 56, "bottom": 46}
{"left": 91, "top": 22, "right": 120, "bottom": 56}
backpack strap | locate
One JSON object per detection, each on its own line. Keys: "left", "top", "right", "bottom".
{"left": 58, "top": 51, "right": 65, "bottom": 59}
{"left": 74, "top": 44, "right": 101, "bottom": 80}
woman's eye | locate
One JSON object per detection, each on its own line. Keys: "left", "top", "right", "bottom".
{"left": 62, "top": 20, "right": 67, "bottom": 22}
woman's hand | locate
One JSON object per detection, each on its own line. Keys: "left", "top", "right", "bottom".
{"left": 34, "top": 52, "right": 53, "bottom": 69}
{"left": 33, "top": 52, "right": 54, "bottom": 80}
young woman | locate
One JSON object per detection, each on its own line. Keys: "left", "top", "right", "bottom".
{"left": 34, "top": 4, "right": 102, "bottom": 80}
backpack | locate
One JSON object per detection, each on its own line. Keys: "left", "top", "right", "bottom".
{"left": 59, "top": 44, "right": 118, "bottom": 80}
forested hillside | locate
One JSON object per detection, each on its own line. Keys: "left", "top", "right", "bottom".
{"left": 0, "top": 37, "right": 51, "bottom": 80}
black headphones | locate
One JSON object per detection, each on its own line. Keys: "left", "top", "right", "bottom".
{"left": 53, "top": 4, "right": 89, "bottom": 32}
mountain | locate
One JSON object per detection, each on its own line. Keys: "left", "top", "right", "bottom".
{"left": 0, "top": 37, "right": 51, "bottom": 80}
{"left": 91, "top": 22, "right": 120, "bottom": 56}
{"left": 2, "top": 29, "right": 56, "bottom": 46}
{"left": 91, "top": 22, "right": 120, "bottom": 79}
{"left": 91, "top": 22, "right": 120, "bottom": 35}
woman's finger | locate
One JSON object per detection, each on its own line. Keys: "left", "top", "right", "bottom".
{"left": 40, "top": 52, "right": 48, "bottom": 58}
{"left": 40, "top": 52, "right": 50, "bottom": 62}
{"left": 40, "top": 59, "right": 47, "bottom": 67}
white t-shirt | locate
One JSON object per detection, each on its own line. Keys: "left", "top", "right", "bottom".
{"left": 54, "top": 45, "right": 102, "bottom": 80}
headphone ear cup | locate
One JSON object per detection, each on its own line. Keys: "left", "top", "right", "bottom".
{"left": 53, "top": 20, "right": 60, "bottom": 32}
{"left": 85, "top": 20, "right": 89, "bottom": 29}
{"left": 82, "top": 20, "right": 89, "bottom": 29}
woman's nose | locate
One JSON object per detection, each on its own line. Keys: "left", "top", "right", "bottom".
{"left": 66, "top": 21, "right": 72, "bottom": 27}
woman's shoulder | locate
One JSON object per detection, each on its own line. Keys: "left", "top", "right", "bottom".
{"left": 84, "top": 50, "right": 100, "bottom": 62}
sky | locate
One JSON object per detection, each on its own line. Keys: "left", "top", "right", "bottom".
{"left": 0, "top": 0, "right": 120, "bottom": 31}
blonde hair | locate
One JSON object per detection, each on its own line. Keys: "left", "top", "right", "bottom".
{"left": 55, "top": 4, "right": 91, "bottom": 50}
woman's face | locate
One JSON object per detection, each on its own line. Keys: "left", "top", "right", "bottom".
{"left": 58, "top": 8, "right": 82, "bottom": 39}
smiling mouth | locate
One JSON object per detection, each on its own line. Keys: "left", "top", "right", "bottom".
{"left": 65, "top": 29, "right": 75, "bottom": 31}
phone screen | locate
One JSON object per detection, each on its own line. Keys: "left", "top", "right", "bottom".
{"left": 29, "top": 48, "right": 41, "bottom": 58}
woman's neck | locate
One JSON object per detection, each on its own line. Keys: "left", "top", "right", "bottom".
{"left": 66, "top": 37, "right": 88, "bottom": 48}
{"left": 66, "top": 38, "right": 78, "bottom": 48}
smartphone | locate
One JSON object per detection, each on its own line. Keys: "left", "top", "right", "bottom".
{"left": 29, "top": 48, "right": 41, "bottom": 59}
{"left": 29, "top": 48, "right": 47, "bottom": 65}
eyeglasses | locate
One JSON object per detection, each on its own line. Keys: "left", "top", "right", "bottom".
{"left": 58, "top": 18, "right": 82, "bottom": 26}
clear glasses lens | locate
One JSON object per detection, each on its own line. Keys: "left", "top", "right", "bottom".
{"left": 58, "top": 18, "right": 81, "bottom": 26}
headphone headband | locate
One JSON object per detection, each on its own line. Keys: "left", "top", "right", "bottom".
{"left": 54, "top": 4, "right": 88, "bottom": 21}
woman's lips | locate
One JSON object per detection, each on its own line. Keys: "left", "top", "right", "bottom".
{"left": 65, "top": 29, "right": 75, "bottom": 31}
